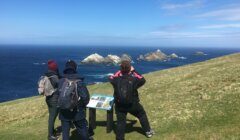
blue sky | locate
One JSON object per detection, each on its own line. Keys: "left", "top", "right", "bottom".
{"left": 0, "top": 0, "right": 240, "bottom": 47}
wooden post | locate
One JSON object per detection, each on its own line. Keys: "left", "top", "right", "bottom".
{"left": 106, "top": 108, "right": 114, "bottom": 133}
{"left": 89, "top": 108, "right": 96, "bottom": 129}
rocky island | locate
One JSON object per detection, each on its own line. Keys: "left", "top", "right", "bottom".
{"left": 137, "top": 49, "right": 183, "bottom": 61}
{"left": 81, "top": 53, "right": 132, "bottom": 65}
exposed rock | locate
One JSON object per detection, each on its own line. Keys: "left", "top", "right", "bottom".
{"left": 81, "top": 53, "right": 132, "bottom": 65}
{"left": 81, "top": 53, "right": 105, "bottom": 64}
{"left": 82, "top": 50, "right": 184, "bottom": 64}
{"left": 137, "top": 50, "right": 187, "bottom": 61}
{"left": 121, "top": 54, "right": 132, "bottom": 62}
{"left": 137, "top": 55, "right": 145, "bottom": 61}
{"left": 195, "top": 51, "right": 207, "bottom": 56}
{"left": 169, "top": 53, "right": 178, "bottom": 59}
{"left": 137, "top": 49, "right": 168, "bottom": 61}
{"left": 104, "top": 55, "right": 121, "bottom": 65}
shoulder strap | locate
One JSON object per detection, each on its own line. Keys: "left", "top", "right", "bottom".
{"left": 65, "top": 78, "right": 81, "bottom": 92}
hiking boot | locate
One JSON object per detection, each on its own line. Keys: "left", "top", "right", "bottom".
{"left": 150, "top": 129, "right": 155, "bottom": 135}
{"left": 145, "top": 131, "right": 153, "bottom": 138}
{"left": 48, "top": 135, "right": 58, "bottom": 140}
{"left": 53, "top": 128, "right": 61, "bottom": 137}
{"left": 145, "top": 129, "right": 155, "bottom": 138}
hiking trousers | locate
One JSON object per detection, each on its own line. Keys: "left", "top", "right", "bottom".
{"left": 61, "top": 119, "right": 89, "bottom": 140}
{"left": 46, "top": 102, "right": 59, "bottom": 137}
{"left": 115, "top": 102, "right": 151, "bottom": 140}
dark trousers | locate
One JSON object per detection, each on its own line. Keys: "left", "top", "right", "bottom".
{"left": 47, "top": 102, "right": 59, "bottom": 137}
{"left": 61, "top": 119, "right": 89, "bottom": 140}
{"left": 115, "top": 102, "right": 151, "bottom": 140}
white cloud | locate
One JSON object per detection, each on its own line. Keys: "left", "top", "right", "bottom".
{"left": 199, "top": 24, "right": 240, "bottom": 29}
{"left": 161, "top": 0, "right": 203, "bottom": 10}
{"left": 196, "top": 7, "right": 240, "bottom": 21}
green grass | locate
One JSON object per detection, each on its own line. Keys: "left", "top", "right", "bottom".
{"left": 1, "top": 53, "right": 240, "bottom": 140}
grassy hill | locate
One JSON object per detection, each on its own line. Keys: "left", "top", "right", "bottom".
{"left": 0, "top": 53, "right": 240, "bottom": 140}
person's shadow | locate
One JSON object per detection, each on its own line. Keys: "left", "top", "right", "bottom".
{"left": 69, "top": 119, "right": 145, "bottom": 140}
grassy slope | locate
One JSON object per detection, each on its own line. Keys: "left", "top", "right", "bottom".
{"left": 1, "top": 53, "right": 240, "bottom": 140}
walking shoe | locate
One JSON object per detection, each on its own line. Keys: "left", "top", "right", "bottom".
{"left": 145, "top": 129, "right": 155, "bottom": 138}
{"left": 54, "top": 128, "right": 61, "bottom": 137}
{"left": 150, "top": 129, "right": 155, "bottom": 135}
{"left": 145, "top": 131, "right": 153, "bottom": 138}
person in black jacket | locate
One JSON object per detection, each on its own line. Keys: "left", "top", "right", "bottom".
{"left": 58, "top": 60, "right": 90, "bottom": 140}
{"left": 109, "top": 60, "right": 154, "bottom": 140}
{"left": 45, "top": 60, "right": 61, "bottom": 140}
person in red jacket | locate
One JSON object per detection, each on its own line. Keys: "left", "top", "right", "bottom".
{"left": 109, "top": 60, "right": 154, "bottom": 140}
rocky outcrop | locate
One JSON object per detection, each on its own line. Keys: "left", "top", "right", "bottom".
{"left": 104, "top": 55, "right": 121, "bottom": 65}
{"left": 81, "top": 53, "right": 105, "bottom": 64}
{"left": 121, "top": 54, "right": 132, "bottom": 62}
{"left": 81, "top": 53, "right": 132, "bottom": 65}
{"left": 82, "top": 50, "right": 185, "bottom": 64}
{"left": 169, "top": 53, "right": 178, "bottom": 59}
{"left": 137, "top": 49, "right": 187, "bottom": 61}
{"left": 137, "top": 49, "right": 168, "bottom": 61}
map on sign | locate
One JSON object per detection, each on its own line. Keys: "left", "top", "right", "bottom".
{"left": 87, "top": 94, "right": 114, "bottom": 110}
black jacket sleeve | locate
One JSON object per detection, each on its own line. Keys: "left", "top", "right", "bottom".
{"left": 77, "top": 82, "right": 90, "bottom": 107}
{"left": 136, "top": 77, "right": 146, "bottom": 89}
{"left": 132, "top": 70, "right": 146, "bottom": 89}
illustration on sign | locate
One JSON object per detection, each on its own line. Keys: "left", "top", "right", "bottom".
{"left": 87, "top": 94, "right": 114, "bottom": 110}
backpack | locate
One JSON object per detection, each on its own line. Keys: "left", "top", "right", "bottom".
{"left": 115, "top": 75, "right": 135, "bottom": 105}
{"left": 38, "top": 75, "right": 58, "bottom": 96}
{"left": 58, "top": 78, "right": 81, "bottom": 110}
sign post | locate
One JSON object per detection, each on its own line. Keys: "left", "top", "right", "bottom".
{"left": 87, "top": 94, "right": 114, "bottom": 133}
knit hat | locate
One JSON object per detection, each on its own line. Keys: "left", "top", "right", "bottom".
{"left": 64, "top": 60, "right": 77, "bottom": 74}
{"left": 47, "top": 60, "right": 58, "bottom": 71}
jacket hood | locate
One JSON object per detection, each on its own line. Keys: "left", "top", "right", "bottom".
{"left": 63, "top": 73, "right": 84, "bottom": 81}
{"left": 63, "top": 67, "right": 77, "bottom": 74}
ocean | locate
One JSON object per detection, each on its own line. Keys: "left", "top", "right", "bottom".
{"left": 0, "top": 45, "right": 239, "bottom": 103}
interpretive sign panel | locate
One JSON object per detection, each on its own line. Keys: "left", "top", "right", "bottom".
{"left": 87, "top": 94, "right": 114, "bottom": 110}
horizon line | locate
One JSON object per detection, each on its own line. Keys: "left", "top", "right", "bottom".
{"left": 0, "top": 43, "right": 239, "bottom": 49}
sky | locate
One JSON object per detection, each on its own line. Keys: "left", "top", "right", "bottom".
{"left": 0, "top": 0, "right": 240, "bottom": 48}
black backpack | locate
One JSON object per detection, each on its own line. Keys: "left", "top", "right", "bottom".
{"left": 58, "top": 78, "right": 80, "bottom": 110}
{"left": 115, "top": 74, "right": 135, "bottom": 105}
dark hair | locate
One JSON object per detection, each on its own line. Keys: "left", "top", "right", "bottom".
{"left": 120, "top": 60, "right": 131, "bottom": 73}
